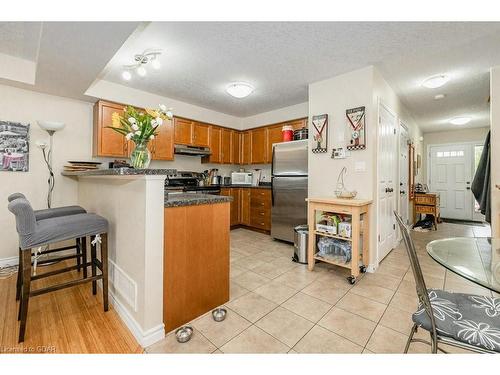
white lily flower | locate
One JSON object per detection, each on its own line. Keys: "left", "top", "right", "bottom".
{"left": 151, "top": 120, "right": 157, "bottom": 127}
{"left": 156, "top": 117, "right": 163, "bottom": 126}
{"left": 131, "top": 124, "right": 139, "bottom": 131}
{"left": 125, "top": 133, "right": 133, "bottom": 140}
{"left": 159, "top": 104, "right": 167, "bottom": 112}
{"left": 166, "top": 110, "right": 173, "bottom": 119}
{"left": 135, "top": 130, "right": 141, "bottom": 135}
{"left": 128, "top": 117, "right": 136, "bottom": 124}
{"left": 150, "top": 134, "right": 155, "bottom": 140}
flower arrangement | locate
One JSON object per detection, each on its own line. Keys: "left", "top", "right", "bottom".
{"left": 108, "top": 104, "right": 173, "bottom": 168}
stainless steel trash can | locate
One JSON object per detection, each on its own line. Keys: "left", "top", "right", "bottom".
{"left": 293, "top": 225, "right": 309, "bottom": 264}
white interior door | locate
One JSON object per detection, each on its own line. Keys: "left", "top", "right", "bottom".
{"left": 378, "top": 103, "right": 397, "bottom": 261}
{"left": 429, "top": 144, "right": 473, "bottom": 220}
{"left": 398, "top": 123, "right": 409, "bottom": 230}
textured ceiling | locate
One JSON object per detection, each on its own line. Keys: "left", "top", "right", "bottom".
{"left": 102, "top": 22, "right": 500, "bottom": 132}
{"left": 0, "top": 22, "right": 141, "bottom": 101}
{"left": 1, "top": 22, "right": 499, "bottom": 132}
{"left": 0, "top": 22, "right": 42, "bottom": 61}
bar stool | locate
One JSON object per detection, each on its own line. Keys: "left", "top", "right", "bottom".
{"left": 7, "top": 193, "right": 88, "bottom": 300}
{"left": 8, "top": 197, "right": 109, "bottom": 343}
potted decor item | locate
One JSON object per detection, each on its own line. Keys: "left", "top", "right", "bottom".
{"left": 108, "top": 104, "right": 173, "bottom": 169}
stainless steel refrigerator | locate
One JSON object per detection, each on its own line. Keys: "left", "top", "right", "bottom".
{"left": 271, "top": 139, "right": 308, "bottom": 243}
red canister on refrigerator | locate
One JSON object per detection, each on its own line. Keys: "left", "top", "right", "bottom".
{"left": 282, "top": 125, "right": 293, "bottom": 141}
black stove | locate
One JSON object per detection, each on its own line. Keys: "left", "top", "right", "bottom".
{"left": 165, "top": 171, "right": 221, "bottom": 195}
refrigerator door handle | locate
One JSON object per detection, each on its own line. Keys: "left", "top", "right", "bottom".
{"left": 271, "top": 146, "right": 275, "bottom": 176}
{"left": 271, "top": 177, "right": 274, "bottom": 206}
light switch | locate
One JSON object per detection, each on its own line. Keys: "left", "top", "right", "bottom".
{"left": 354, "top": 161, "right": 366, "bottom": 172}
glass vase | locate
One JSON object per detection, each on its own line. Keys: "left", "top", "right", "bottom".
{"left": 130, "top": 142, "right": 151, "bottom": 169}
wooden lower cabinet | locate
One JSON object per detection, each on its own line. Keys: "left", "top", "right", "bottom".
{"left": 223, "top": 187, "right": 271, "bottom": 231}
{"left": 163, "top": 203, "right": 230, "bottom": 332}
{"left": 221, "top": 188, "right": 241, "bottom": 226}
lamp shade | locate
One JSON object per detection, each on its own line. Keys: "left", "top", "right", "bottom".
{"left": 37, "top": 121, "right": 66, "bottom": 132}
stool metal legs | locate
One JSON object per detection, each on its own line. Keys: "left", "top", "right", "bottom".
{"left": 101, "top": 233, "right": 109, "bottom": 312}
{"left": 16, "top": 233, "right": 109, "bottom": 343}
{"left": 91, "top": 236, "right": 97, "bottom": 295}
{"left": 76, "top": 237, "right": 81, "bottom": 272}
{"left": 18, "top": 250, "right": 32, "bottom": 343}
{"left": 16, "top": 247, "right": 22, "bottom": 301}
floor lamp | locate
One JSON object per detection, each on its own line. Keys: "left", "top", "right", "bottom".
{"left": 37, "top": 121, "right": 65, "bottom": 208}
{"left": 35, "top": 121, "right": 65, "bottom": 270}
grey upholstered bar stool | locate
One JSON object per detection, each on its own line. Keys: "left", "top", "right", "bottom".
{"left": 8, "top": 193, "right": 88, "bottom": 299}
{"left": 8, "top": 197, "right": 109, "bottom": 343}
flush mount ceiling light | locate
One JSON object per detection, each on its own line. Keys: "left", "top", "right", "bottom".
{"left": 422, "top": 75, "right": 449, "bottom": 89}
{"left": 449, "top": 116, "right": 471, "bottom": 125}
{"left": 226, "top": 82, "right": 254, "bottom": 98}
{"left": 434, "top": 94, "right": 446, "bottom": 100}
{"left": 122, "top": 49, "right": 162, "bottom": 80}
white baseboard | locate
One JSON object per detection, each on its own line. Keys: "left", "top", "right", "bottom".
{"left": 108, "top": 289, "right": 165, "bottom": 348}
{"left": 0, "top": 256, "right": 18, "bottom": 268}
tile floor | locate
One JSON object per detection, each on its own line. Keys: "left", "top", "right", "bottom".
{"left": 147, "top": 222, "right": 494, "bottom": 354}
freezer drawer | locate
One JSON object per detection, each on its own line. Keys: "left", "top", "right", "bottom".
{"left": 271, "top": 176, "right": 308, "bottom": 243}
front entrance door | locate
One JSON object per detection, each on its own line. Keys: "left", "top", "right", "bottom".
{"left": 377, "top": 103, "right": 397, "bottom": 262}
{"left": 429, "top": 144, "right": 473, "bottom": 220}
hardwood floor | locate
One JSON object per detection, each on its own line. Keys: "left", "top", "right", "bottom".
{"left": 0, "top": 261, "right": 142, "bottom": 354}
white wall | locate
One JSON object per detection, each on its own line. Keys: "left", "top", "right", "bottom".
{"left": 308, "top": 66, "right": 423, "bottom": 268}
{"left": 241, "top": 102, "right": 308, "bottom": 129}
{"left": 86, "top": 80, "right": 242, "bottom": 129}
{"left": 0, "top": 84, "right": 93, "bottom": 260}
{"left": 308, "top": 66, "right": 378, "bottom": 266}
{"left": 491, "top": 67, "right": 500, "bottom": 237}
{"left": 422, "top": 127, "right": 490, "bottom": 183}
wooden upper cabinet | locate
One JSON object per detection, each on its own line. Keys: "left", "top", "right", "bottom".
{"left": 152, "top": 118, "right": 174, "bottom": 160}
{"left": 231, "top": 131, "right": 241, "bottom": 164}
{"left": 93, "top": 100, "right": 129, "bottom": 157}
{"left": 250, "top": 128, "right": 267, "bottom": 164}
{"left": 266, "top": 124, "right": 283, "bottom": 164}
{"left": 203, "top": 126, "right": 221, "bottom": 163}
{"left": 241, "top": 131, "right": 251, "bottom": 165}
{"left": 192, "top": 122, "right": 210, "bottom": 147}
{"left": 221, "top": 128, "right": 232, "bottom": 164}
{"left": 174, "top": 118, "right": 194, "bottom": 145}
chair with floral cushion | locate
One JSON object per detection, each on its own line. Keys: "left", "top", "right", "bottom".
{"left": 394, "top": 211, "right": 500, "bottom": 354}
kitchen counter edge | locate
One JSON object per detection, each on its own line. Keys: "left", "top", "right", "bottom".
{"left": 164, "top": 194, "right": 232, "bottom": 208}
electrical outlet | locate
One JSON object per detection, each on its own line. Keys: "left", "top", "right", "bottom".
{"left": 354, "top": 161, "right": 366, "bottom": 172}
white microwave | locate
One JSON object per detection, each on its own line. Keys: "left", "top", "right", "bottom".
{"left": 231, "top": 172, "right": 253, "bottom": 185}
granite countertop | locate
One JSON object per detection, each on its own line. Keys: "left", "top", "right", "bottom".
{"left": 62, "top": 168, "right": 176, "bottom": 177}
{"left": 222, "top": 184, "right": 271, "bottom": 189}
{"left": 165, "top": 193, "right": 232, "bottom": 207}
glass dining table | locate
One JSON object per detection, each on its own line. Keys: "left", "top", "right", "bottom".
{"left": 426, "top": 237, "right": 500, "bottom": 294}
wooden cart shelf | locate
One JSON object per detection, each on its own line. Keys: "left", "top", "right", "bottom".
{"left": 307, "top": 197, "right": 372, "bottom": 284}
{"left": 314, "top": 230, "right": 352, "bottom": 242}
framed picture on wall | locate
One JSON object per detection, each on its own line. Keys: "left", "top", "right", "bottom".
{"left": 0, "top": 121, "right": 30, "bottom": 172}
{"left": 311, "top": 114, "right": 328, "bottom": 153}
{"left": 346, "top": 106, "right": 366, "bottom": 150}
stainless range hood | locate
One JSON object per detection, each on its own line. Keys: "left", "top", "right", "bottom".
{"left": 174, "top": 144, "right": 211, "bottom": 156}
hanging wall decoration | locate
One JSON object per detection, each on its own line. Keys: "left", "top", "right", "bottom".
{"left": 311, "top": 114, "right": 328, "bottom": 153}
{"left": 0, "top": 121, "right": 29, "bottom": 172}
{"left": 346, "top": 106, "right": 366, "bottom": 151}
